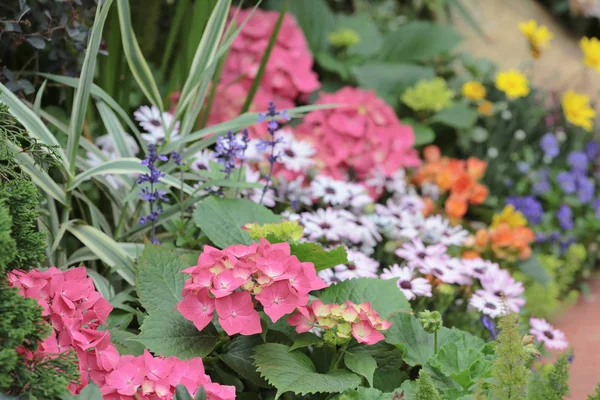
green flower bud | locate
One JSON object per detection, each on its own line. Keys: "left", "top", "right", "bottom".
{"left": 328, "top": 28, "right": 361, "bottom": 48}
{"left": 418, "top": 310, "right": 442, "bottom": 334}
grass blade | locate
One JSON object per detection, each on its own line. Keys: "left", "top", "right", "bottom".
{"left": 14, "top": 151, "right": 67, "bottom": 204}
{"left": 97, "top": 101, "right": 136, "bottom": 158}
{"left": 116, "top": 0, "right": 164, "bottom": 111}
{"left": 33, "top": 79, "right": 47, "bottom": 116}
{"left": 240, "top": 3, "right": 287, "bottom": 113}
{"left": 70, "top": 158, "right": 146, "bottom": 190}
{"left": 159, "top": 0, "right": 192, "bottom": 77}
{"left": 67, "top": 0, "right": 114, "bottom": 174}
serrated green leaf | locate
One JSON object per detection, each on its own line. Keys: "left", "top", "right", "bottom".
{"left": 253, "top": 343, "right": 361, "bottom": 399}
{"left": 221, "top": 336, "right": 270, "bottom": 388}
{"left": 378, "top": 21, "right": 462, "bottom": 62}
{"left": 131, "top": 312, "right": 218, "bottom": 358}
{"left": 336, "top": 14, "right": 383, "bottom": 57}
{"left": 136, "top": 244, "right": 189, "bottom": 313}
{"left": 333, "top": 387, "right": 397, "bottom": 400}
{"left": 320, "top": 278, "right": 411, "bottom": 320}
{"left": 430, "top": 103, "right": 478, "bottom": 129}
{"left": 428, "top": 342, "right": 484, "bottom": 389}
{"left": 289, "top": 332, "right": 323, "bottom": 352}
{"left": 193, "top": 196, "right": 280, "bottom": 248}
{"left": 289, "top": 243, "right": 347, "bottom": 272}
{"left": 344, "top": 350, "right": 377, "bottom": 387}
{"left": 110, "top": 329, "right": 145, "bottom": 356}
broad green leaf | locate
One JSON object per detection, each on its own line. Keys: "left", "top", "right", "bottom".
{"left": 193, "top": 196, "right": 280, "bottom": 248}
{"left": 14, "top": 151, "right": 66, "bottom": 204}
{"left": 320, "top": 278, "right": 411, "bottom": 320}
{"left": 96, "top": 101, "right": 136, "bottom": 158}
{"left": 109, "top": 329, "right": 146, "bottom": 356}
{"left": 66, "top": 222, "right": 135, "bottom": 284}
{"left": 289, "top": 243, "right": 347, "bottom": 272}
{"left": 136, "top": 244, "right": 189, "bottom": 313}
{"left": 253, "top": 343, "right": 362, "bottom": 399}
{"left": 221, "top": 336, "right": 270, "bottom": 388}
{"left": 378, "top": 21, "right": 462, "bottom": 62}
{"left": 336, "top": 14, "right": 383, "bottom": 57}
{"left": 344, "top": 350, "right": 377, "bottom": 387}
{"left": 0, "top": 82, "right": 67, "bottom": 167}
{"left": 131, "top": 312, "right": 218, "bottom": 359}
{"left": 70, "top": 158, "right": 145, "bottom": 189}
{"left": 352, "top": 63, "right": 435, "bottom": 106}
{"left": 403, "top": 118, "right": 435, "bottom": 147}
{"left": 174, "top": 385, "right": 194, "bottom": 400}
{"left": 289, "top": 332, "right": 323, "bottom": 352}
{"left": 517, "top": 255, "right": 551, "bottom": 287}
{"left": 68, "top": 0, "right": 113, "bottom": 173}
{"left": 116, "top": 0, "right": 164, "bottom": 110}
{"left": 428, "top": 342, "right": 485, "bottom": 389}
{"left": 430, "top": 103, "right": 478, "bottom": 129}
{"left": 68, "top": 383, "right": 103, "bottom": 400}
{"left": 333, "top": 387, "right": 397, "bottom": 400}
{"left": 267, "top": 0, "right": 336, "bottom": 53}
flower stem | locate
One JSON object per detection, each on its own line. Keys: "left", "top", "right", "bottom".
{"left": 434, "top": 331, "right": 438, "bottom": 354}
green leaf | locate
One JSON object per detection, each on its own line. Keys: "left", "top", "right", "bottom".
{"left": 68, "top": 0, "right": 113, "bottom": 173}
{"left": 70, "top": 158, "right": 145, "bottom": 189}
{"left": 289, "top": 243, "right": 347, "bottom": 272}
{"left": 334, "top": 387, "right": 397, "bottom": 400}
{"left": 428, "top": 342, "right": 485, "bottom": 389}
{"left": 13, "top": 150, "right": 66, "bottom": 204}
{"left": 96, "top": 101, "right": 136, "bottom": 158}
{"left": 289, "top": 332, "right": 323, "bottom": 352}
{"left": 430, "top": 103, "right": 478, "bottom": 129}
{"left": 193, "top": 196, "right": 280, "bottom": 248}
{"left": 378, "top": 21, "right": 462, "bottom": 62}
{"left": 402, "top": 118, "right": 435, "bottom": 147}
{"left": 174, "top": 385, "right": 193, "bottom": 400}
{"left": 268, "top": 0, "right": 336, "bottom": 53}
{"left": 344, "top": 350, "right": 377, "bottom": 387}
{"left": 136, "top": 244, "right": 189, "bottom": 313}
{"left": 131, "top": 312, "right": 218, "bottom": 358}
{"left": 517, "top": 255, "right": 551, "bottom": 287}
{"left": 71, "top": 383, "right": 103, "bottom": 400}
{"left": 116, "top": 0, "right": 164, "bottom": 110}
{"left": 253, "top": 343, "right": 362, "bottom": 399}
{"left": 221, "top": 335, "right": 270, "bottom": 388}
{"left": 352, "top": 63, "right": 435, "bottom": 106}
{"left": 320, "top": 278, "right": 411, "bottom": 320}
{"left": 110, "top": 329, "right": 145, "bottom": 356}
{"left": 337, "top": 14, "right": 383, "bottom": 57}
{"left": 66, "top": 222, "right": 135, "bottom": 284}
{"left": 33, "top": 79, "right": 47, "bottom": 115}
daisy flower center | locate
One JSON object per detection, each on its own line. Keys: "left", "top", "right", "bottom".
{"left": 544, "top": 330, "right": 554, "bottom": 340}
{"left": 399, "top": 280, "right": 412, "bottom": 290}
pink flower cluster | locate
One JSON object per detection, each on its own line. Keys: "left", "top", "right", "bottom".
{"left": 208, "top": 7, "right": 319, "bottom": 128}
{"left": 9, "top": 267, "right": 235, "bottom": 399}
{"left": 9, "top": 267, "right": 113, "bottom": 393}
{"left": 177, "top": 239, "right": 327, "bottom": 336}
{"left": 287, "top": 299, "right": 391, "bottom": 345}
{"left": 296, "top": 87, "right": 421, "bottom": 182}
{"left": 98, "top": 350, "right": 234, "bottom": 400}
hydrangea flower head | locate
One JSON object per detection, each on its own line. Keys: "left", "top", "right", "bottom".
{"left": 296, "top": 86, "right": 419, "bottom": 181}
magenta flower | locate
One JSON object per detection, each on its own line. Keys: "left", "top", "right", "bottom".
{"left": 256, "top": 281, "right": 300, "bottom": 322}
{"left": 177, "top": 289, "right": 215, "bottom": 331}
{"left": 104, "top": 361, "right": 146, "bottom": 396}
{"left": 529, "top": 318, "right": 569, "bottom": 351}
{"left": 352, "top": 319, "right": 385, "bottom": 345}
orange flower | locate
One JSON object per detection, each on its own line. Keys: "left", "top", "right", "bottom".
{"left": 462, "top": 250, "right": 481, "bottom": 259}
{"left": 436, "top": 169, "right": 455, "bottom": 191}
{"left": 475, "top": 229, "right": 489, "bottom": 248}
{"left": 468, "top": 183, "right": 488, "bottom": 205}
{"left": 445, "top": 195, "right": 468, "bottom": 219}
{"left": 422, "top": 197, "right": 436, "bottom": 216}
{"left": 512, "top": 226, "right": 535, "bottom": 248}
{"left": 467, "top": 157, "right": 487, "bottom": 180}
{"left": 490, "top": 223, "right": 514, "bottom": 247}
{"left": 451, "top": 174, "right": 475, "bottom": 199}
{"left": 423, "top": 145, "right": 441, "bottom": 162}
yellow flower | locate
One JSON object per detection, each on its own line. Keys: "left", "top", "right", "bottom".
{"left": 519, "top": 19, "right": 553, "bottom": 59}
{"left": 461, "top": 81, "right": 487, "bottom": 101}
{"left": 477, "top": 101, "right": 494, "bottom": 116}
{"left": 561, "top": 90, "right": 596, "bottom": 132}
{"left": 491, "top": 205, "right": 527, "bottom": 229}
{"left": 580, "top": 36, "right": 600, "bottom": 73}
{"left": 495, "top": 69, "right": 530, "bottom": 99}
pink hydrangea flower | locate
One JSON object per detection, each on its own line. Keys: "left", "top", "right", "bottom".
{"left": 296, "top": 87, "right": 420, "bottom": 182}
{"left": 529, "top": 318, "right": 569, "bottom": 351}
{"left": 178, "top": 239, "right": 327, "bottom": 336}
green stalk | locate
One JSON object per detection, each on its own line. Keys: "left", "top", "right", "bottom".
{"left": 240, "top": 2, "right": 288, "bottom": 114}
{"left": 159, "top": 0, "right": 191, "bottom": 77}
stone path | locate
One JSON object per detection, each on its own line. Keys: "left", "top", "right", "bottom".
{"left": 553, "top": 276, "right": 600, "bottom": 399}
{"left": 451, "top": 2, "right": 600, "bottom": 398}
{"left": 453, "top": 0, "right": 600, "bottom": 104}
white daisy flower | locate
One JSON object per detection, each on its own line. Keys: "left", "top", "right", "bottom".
{"left": 469, "top": 290, "right": 504, "bottom": 318}
{"left": 277, "top": 130, "right": 316, "bottom": 172}
{"left": 300, "top": 208, "right": 351, "bottom": 242}
{"left": 95, "top": 133, "right": 139, "bottom": 155}
{"left": 135, "top": 105, "right": 180, "bottom": 144}
{"left": 380, "top": 264, "right": 432, "bottom": 301}
{"left": 86, "top": 134, "right": 139, "bottom": 189}
{"left": 345, "top": 215, "right": 382, "bottom": 249}
{"left": 343, "top": 182, "right": 373, "bottom": 210}
{"left": 245, "top": 168, "right": 276, "bottom": 208}
{"left": 278, "top": 176, "right": 312, "bottom": 207}
{"left": 366, "top": 168, "right": 408, "bottom": 195}
{"left": 86, "top": 151, "right": 125, "bottom": 189}
{"left": 331, "top": 249, "right": 379, "bottom": 281}
{"left": 310, "top": 175, "right": 351, "bottom": 206}
{"left": 190, "top": 149, "right": 216, "bottom": 172}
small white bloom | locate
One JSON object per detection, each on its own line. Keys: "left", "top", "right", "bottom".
{"left": 300, "top": 208, "right": 352, "bottom": 242}
{"left": 135, "top": 105, "right": 180, "bottom": 144}
{"left": 487, "top": 147, "right": 498, "bottom": 158}
{"left": 277, "top": 129, "right": 316, "bottom": 172}
{"left": 190, "top": 149, "right": 216, "bottom": 172}
{"left": 514, "top": 129, "right": 526, "bottom": 141}
{"left": 331, "top": 249, "right": 379, "bottom": 281}
{"left": 469, "top": 290, "right": 504, "bottom": 318}
{"left": 380, "top": 264, "right": 432, "bottom": 300}
{"left": 501, "top": 110, "right": 512, "bottom": 120}
{"left": 310, "top": 175, "right": 351, "bottom": 205}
